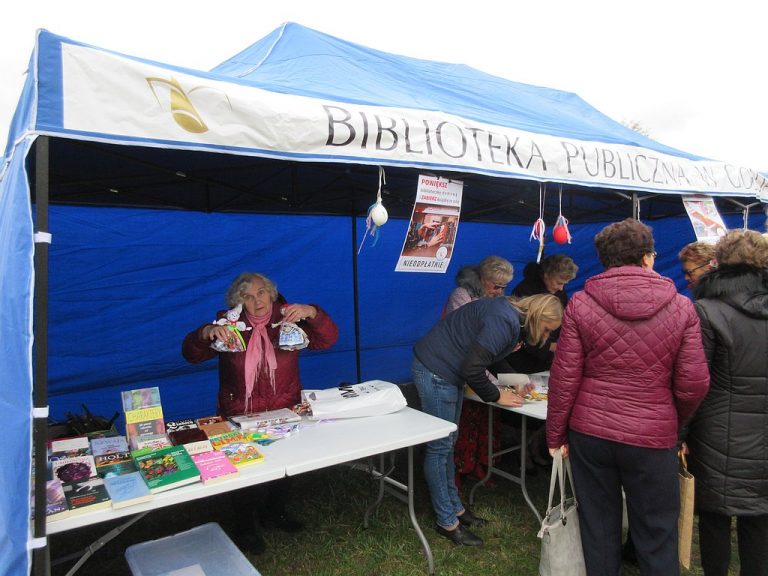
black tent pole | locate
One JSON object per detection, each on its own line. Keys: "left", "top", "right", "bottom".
{"left": 31, "top": 136, "right": 51, "bottom": 576}
{"left": 351, "top": 214, "right": 361, "bottom": 383}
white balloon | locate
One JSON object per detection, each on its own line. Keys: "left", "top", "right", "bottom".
{"left": 370, "top": 202, "right": 388, "bottom": 226}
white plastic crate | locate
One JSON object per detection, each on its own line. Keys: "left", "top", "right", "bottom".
{"left": 125, "top": 522, "right": 261, "bottom": 576}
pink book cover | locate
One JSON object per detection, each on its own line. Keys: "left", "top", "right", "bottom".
{"left": 191, "top": 450, "right": 239, "bottom": 484}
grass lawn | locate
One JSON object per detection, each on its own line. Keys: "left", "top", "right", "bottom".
{"left": 49, "top": 448, "right": 738, "bottom": 575}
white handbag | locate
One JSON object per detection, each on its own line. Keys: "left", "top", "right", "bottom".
{"left": 538, "top": 449, "right": 587, "bottom": 576}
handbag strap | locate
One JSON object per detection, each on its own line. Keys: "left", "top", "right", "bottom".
{"left": 545, "top": 449, "right": 578, "bottom": 513}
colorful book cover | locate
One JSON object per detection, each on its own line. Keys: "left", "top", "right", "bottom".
{"left": 95, "top": 451, "right": 137, "bottom": 478}
{"left": 134, "top": 445, "right": 201, "bottom": 493}
{"left": 125, "top": 406, "right": 166, "bottom": 447}
{"left": 191, "top": 450, "right": 239, "bottom": 484}
{"left": 121, "top": 386, "right": 162, "bottom": 412}
{"left": 218, "top": 442, "right": 265, "bottom": 467}
{"left": 62, "top": 477, "right": 111, "bottom": 514}
{"left": 45, "top": 478, "right": 71, "bottom": 521}
{"left": 90, "top": 435, "right": 129, "bottom": 457}
{"left": 51, "top": 454, "right": 97, "bottom": 483}
{"left": 208, "top": 430, "right": 246, "bottom": 451}
{"left": 103, "top": 471, "right": 153, "bottom": 509}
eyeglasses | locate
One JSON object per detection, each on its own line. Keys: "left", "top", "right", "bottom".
{"left": 683, "top": 262, "right": 710, "bottom": 278}
{"left": 493, "top": 283, "right": 508, "bottom": 290}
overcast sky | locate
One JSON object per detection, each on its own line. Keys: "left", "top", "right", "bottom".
{"left": 1, "top": 0, "right": 765, "bottom": 170}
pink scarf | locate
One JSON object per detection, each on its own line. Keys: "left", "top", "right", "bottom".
{"left": 244, "top": 305, "right": 277, "bottom": 411}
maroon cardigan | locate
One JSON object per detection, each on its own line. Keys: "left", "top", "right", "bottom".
{"left": 183, "top": 296, "right": 339, "bottom": 416}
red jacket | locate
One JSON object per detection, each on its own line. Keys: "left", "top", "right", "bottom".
{"left": 546, "top": 266, "right": 709, "bottom": 449}
{"left": 182, "top": 296, "right": 339, "bottom": 416}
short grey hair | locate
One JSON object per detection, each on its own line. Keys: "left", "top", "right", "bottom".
{"left": 225, "top": 272, "right": 278, "bottom": 307}
{"left": 477, "top": 255, "right": 514, "bottom": 285}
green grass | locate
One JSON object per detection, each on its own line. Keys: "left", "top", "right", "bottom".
{"left": 49, "top": 451, "right": 739, "bottom": 575}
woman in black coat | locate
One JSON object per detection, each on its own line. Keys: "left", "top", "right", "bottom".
{"left": 688, "top": 229, "right": 768, "bottom": 576}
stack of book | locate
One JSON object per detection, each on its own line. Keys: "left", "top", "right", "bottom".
{"left": 121, "top": 386, "right": 168, "bottom": 451}
{"left": 47, "top": 435, "right": 111, "bottom": 517}
{"left": 165, "top": 418, "right": 212, "bottom": 455}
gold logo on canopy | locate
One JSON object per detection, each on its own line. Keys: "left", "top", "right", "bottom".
{"left": 146, "top": 76, "right": 231, "bottom": 133}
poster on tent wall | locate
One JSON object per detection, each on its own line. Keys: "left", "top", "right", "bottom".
{"left": 682, "top": 195, "right": 728, "bottom": 243}
{"left": 395, "top": 175, "right": 463, "bottom": 273}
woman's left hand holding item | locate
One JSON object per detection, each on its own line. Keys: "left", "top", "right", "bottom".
{"left": 281, "top": 304, "right": 317, "bottom": 324}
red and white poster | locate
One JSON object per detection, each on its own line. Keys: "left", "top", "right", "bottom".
{"left": 682, "top": 195, "right": 728, "bottom": 244}
{"left": 396, "top": 175, "right": 463, "bottom": 273}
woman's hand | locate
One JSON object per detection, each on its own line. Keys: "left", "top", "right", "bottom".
{"left": 281, "top": 304, "right": 317, "bottom": 323}
{"left": 202, "top": 324, "right": 231, "bottom": 342}
{"left": 549, "top": 444, "right": 570, "bottom": 458}
{"left": 496, "top": 388, "right": 525, "bottom": 407}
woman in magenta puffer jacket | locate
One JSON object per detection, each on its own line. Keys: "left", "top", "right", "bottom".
{"left": 546, "top": 219, "right": 710, "bottom": 576}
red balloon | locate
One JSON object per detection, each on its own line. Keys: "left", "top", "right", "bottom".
{"left": 553, "top": 224, "right": 569, "bottom": 244}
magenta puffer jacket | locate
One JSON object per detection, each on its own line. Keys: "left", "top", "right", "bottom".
{"left": 546, "top": 266, "right": 709, "bottom": 450}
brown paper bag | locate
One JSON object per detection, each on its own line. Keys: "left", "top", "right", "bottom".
{"left": 678, "top": 450, "right": 695, "bottom": 569}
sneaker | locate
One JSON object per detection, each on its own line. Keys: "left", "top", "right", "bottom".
{"left": 435, "top": 524, "right": 483, "bottom": 546}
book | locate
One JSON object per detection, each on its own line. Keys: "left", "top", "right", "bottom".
{"left": 218, "top": 442, "right": 265, "bottom": 467}
{"left": 121, "top": 386, "right": 162, "bottom": 412}
{"left": 49, "top": 435, "right": 91, "bottom": 457}
{"left": 51, "top": 454, "right": 97, "bottom": 483}
{"left": 190, "top": 450, "right": 239, "bottom": 485}
{"left": 181, "top": 439, "right": 214, "bottom": 456}
{"left": 95, "top": 451, "right": 137, "bottom": 478}
{"left": 45, "top": 478, "right": 71, "bottom": 521}
{"left": 121, "top": 386, "right": 166, "bottom": 450}
{"left": 62, "top": 477, "right": 111, "bottom": 514}
{"left": 134, "top": 445, "right": 201, "bottom": 493}
{"left": 207, "top": 430, "right": 246, "bottom": 451}
{"left": 132, "top": 433, "right": 172, "bottom": 452}
{"left": 90, "top": 435, "right": 129, "bottom": 457}
{"left": 125, "top": 406, "right": 166, "bottom": 449}
{"left": 168, "top": 427, "right": 208, "bottom": 446}
{"left": 228, "top": 407, "right": 301, "bottom": 430}
{"left": 103, "top": 471, "right": 153, "bottom": 509}
{"left": 164, "top": 418, "right": 197, "bottom": 433}
{"left": 195, "top": 415, "right": 226, "bottom": 427}
{"left": 198, "top": 420, "right": 232, "bottom": 438}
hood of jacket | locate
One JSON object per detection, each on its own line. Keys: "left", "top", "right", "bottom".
{"left": 455, "top": 265, "right": 484, "bottom": 299}
{"left": 584, "top": 266, "right": 678, "bottom": 321}
{"left": 693, "top": 265, "right": 768, "bottom": 319}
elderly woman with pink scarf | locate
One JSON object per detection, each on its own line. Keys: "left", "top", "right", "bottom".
{"left": 183, "top": 271, "right": 338, "bottom": 554}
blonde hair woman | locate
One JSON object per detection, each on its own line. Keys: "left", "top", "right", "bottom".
{"left": 412, "top": 293, "right": 562, "bottom": 546}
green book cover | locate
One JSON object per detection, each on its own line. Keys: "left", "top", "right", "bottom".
{"left": 134, "top": 445, "right": 200, "bottom": 493}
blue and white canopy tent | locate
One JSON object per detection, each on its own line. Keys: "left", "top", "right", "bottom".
{"left": 1, "top": 22, "right": 765, "bottom": 576}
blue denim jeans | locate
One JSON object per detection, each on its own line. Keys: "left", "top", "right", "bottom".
{"left": 411, "top": 357, "right": 464, "bottom": 529}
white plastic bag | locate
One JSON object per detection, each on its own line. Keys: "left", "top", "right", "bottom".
{"left": 302, "top": 380, "right": 407, "bottom": 420}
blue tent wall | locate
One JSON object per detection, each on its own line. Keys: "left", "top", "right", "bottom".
{"left": 43, "top": 204, "right": 765, "bottom": 427}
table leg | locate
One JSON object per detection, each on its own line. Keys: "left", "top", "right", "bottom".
{"left": 519, "top": 415, "right": 542, "bottom": 523}
{"left": 407, "top": 446, "right": 434, "bottom": 575}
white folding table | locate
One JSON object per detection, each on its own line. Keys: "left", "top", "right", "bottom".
{"left": 463, "top": 389, "right": 547, "bottom": 522}
{"left": 46, "top": 407, "right": 455, "bottom": 575}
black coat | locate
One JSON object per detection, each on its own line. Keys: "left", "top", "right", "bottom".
{"left": 688, "top": 266, "right": 768, "bottom": 516}
{"left": 507, "top": 262, "right": 567, "bottom": 373}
